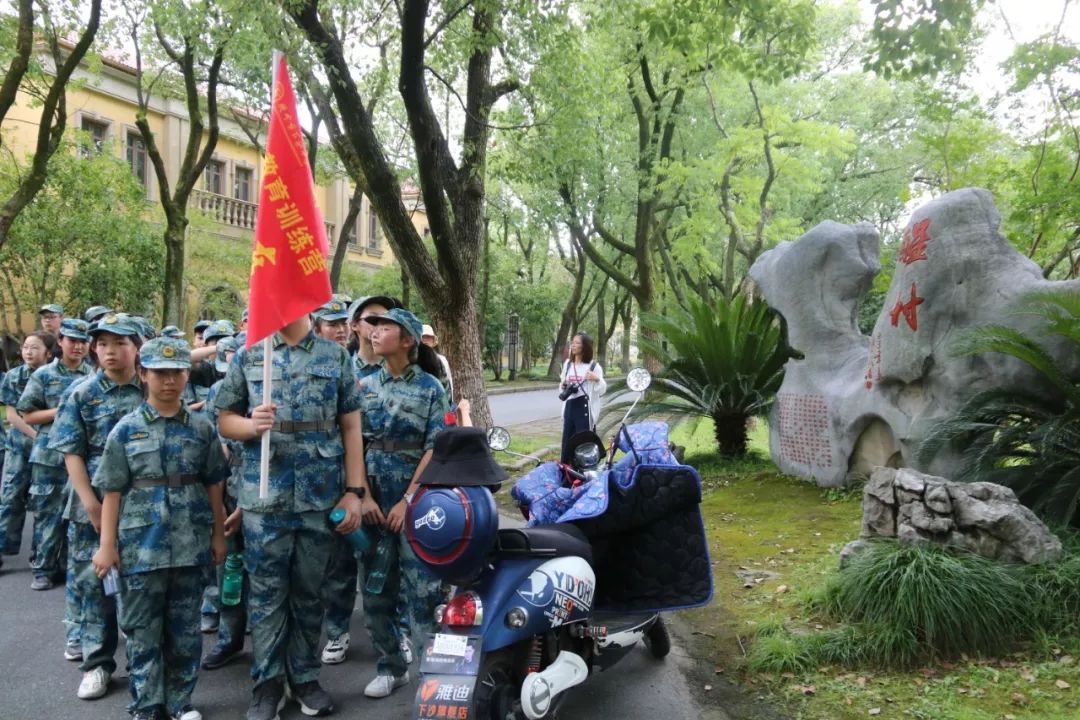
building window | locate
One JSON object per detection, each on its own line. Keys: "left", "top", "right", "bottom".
{"left": 367, "top": 210, "right": 382, "bottom": 252}
{"left": 234, "top": 166, "right": 253, "bottom": 202}
{"left": 126, "top": 131, "right": 148, "bottom": 188}
{"left": 347, "top": 219, "right": 359, "bottom": 248}
{"left": 80, "top": 118, "right": 108, "bottom": 156}
{"left": 205, "top": 159, "right": 225, "bottom": 195}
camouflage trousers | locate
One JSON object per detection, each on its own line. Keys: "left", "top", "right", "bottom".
{"left": 68, "top": 520, "right": 117, "bottom": 673}
{"left": 119, "top": 566, "right": 205, "bottom": 716}
{"left": 243, "top": 509, "right": 335, "bottom": 686}
{"left": 28, "top": 464, "right": 67, "bottom": 579}
{"left": 0, "top": 446, "right": 32, "bottom": 555}
{"left": 361, "top": 528, "right": 443, "bottom": 677}
{"left": 323, "top": 533, "right": 359, "bottom": 641}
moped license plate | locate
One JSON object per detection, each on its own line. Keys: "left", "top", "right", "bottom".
{"left": 419, "top": 633, "right": 482, "bottom": 675}
{"left": 414, "top": 674, "right": 477, "bottom": 719}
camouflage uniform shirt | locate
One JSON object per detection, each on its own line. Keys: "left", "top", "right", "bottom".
{"left": 93, "top": 402, "right": 228, "bottom": 575}
{"left": 359, "top": 364, "right": 448, "bottom": 506}
{"left": 1, "top": 364, "right": 35, "bottom": 456}
{"left": 17, "top": 359, "right": 94, "bottom": 468}
{"left": 214, "top": 330, "right": 362, "bottom": 513}
{"left": 48, "top": 370, "right": 143, "bottom": 523}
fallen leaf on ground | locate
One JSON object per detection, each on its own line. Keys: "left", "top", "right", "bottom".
{"left": 1011, "top": 693, "right": 1028, "bottom": 706}
{"left": 1054, "top": 679, "right": 1070, "bottom": 690}
{"left": 775, "top": 584, "right": 789, "bottom": 594}
{"left": 704, "top": 684, "right": 713, "bottom": 691}
{"left": 1059, "top": 655, "right": 1075, "bottom": 666}
{"left": 801, "top": 685, "right": 816, "bottom": 696}
{"left": 868, "top": 708, "right": 881, "bottom": 716}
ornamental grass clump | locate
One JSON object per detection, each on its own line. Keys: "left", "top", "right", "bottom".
{"left": 749, "top": 539, "right": 1080, "bottom": 673}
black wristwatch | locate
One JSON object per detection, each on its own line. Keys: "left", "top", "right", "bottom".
{"left": 344, "top": 486, "right": 366, "bottom": 500}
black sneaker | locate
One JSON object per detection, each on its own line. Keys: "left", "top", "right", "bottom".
{"left": 133, "top": 707, "right": 167, "bottom": 720}
{"left": 246, "top": 679, "right": 286, "bottom": 720}
{"left": 289, "top": 681, "right": 334, "bottom": 717}
{"left": 202, "top": 641, "right": 243, "bottom": 670}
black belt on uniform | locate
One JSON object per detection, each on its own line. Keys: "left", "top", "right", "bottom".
{"left": 133, "top": 474, "right": 200, "bottom": 489}
{"left": 365, "top": 439, "right": 423, "bottom": 452}
{"left": 272, "top": 419, "right": 338, "bottom": 433}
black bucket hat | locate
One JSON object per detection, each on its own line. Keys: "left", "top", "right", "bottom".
{"left": 418, "top": 427, "right": 509, "bottom": 488}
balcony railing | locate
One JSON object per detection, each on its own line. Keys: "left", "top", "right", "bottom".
{"left": 193, "top": 188, "right": 335, "bottom": 240}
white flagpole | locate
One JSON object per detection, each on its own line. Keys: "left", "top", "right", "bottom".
{"left": 258, "top": 50, "right": 284, "bottom": 500}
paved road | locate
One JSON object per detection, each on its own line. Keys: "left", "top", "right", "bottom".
{"left": 488, "top": 388, "right": 563, "bottom": 428}
{"left": 0, "top": 517, "right": 712, "bottom": 720}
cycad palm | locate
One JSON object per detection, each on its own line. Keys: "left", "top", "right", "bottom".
{"left": 918, "top": 289, "right": 1080, "bottom": 527}
{"left": 609, "top": 296, "right": 790, "bottom": 457}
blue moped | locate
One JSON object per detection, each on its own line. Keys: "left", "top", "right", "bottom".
{"left": 405, "top": 369, "right": 713, "bottom": 719}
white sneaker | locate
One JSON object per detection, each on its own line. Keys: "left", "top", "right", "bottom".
{"left": 172, "top": 707, "right": 202, "bottom": 720}
{"left": 400, "top": 636, "right": 414, "bottom": 664}
{"left": 77, "top": 666, "right": 111, "bottom": 700}
{"left": 363, "top": 671, "right": 410, "bottom": 699}
{"left": 321, "top": 633, "right": 350, "bottom": 665}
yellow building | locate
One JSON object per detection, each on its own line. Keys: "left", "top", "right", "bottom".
{"left": 1, "top": 43, "right": 426, "bottom": 328}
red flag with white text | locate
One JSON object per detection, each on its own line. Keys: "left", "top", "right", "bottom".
{"left": 245, "top": 54, "right": 331, "bottom": 348}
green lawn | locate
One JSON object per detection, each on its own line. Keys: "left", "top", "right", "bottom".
{"left": 671, "top": 419, "right": 1080, "bottom": 720}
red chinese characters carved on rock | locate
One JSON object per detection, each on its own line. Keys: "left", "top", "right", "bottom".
{"left": 899, "top": 218, "right": 931, "bottom": 265}
{"left": 889, "top": 282, "right": 924, "bottom": 331}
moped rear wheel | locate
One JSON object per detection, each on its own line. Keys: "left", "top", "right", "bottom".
{"left": 472, "top": 640, "right": 567, "bottom": 720}
{"left": 643, "top": 616, "right": 671, "bottom": 659}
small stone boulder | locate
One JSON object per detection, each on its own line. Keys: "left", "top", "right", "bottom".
{"left": 850, "top": 467, "right": 1062, "bottom": 565}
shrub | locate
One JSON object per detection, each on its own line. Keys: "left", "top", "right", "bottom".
{"left": 918, "top": 289, "right": 1080, "bottom": 526}
{"left": 603, "top": 296, "right": 791, "bottom": 457}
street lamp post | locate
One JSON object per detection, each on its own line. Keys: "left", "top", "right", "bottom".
{"left": 507, "top": 312, "right": 520, "bottom": 381}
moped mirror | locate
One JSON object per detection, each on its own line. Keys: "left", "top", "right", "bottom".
{"left": 486, "top": 426, "right": 511, "bottom": 451}
{"left": 626, "top": 367, "right": 652, "bottom": 393}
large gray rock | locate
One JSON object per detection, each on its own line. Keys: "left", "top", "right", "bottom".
{"left": 850, "top": 467, "right": 1062, "bottom": 564}
{"left": 749, "top": 188, "right": 1080, "bottom": 487}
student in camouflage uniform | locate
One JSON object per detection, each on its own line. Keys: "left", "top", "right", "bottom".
{"left": 0, "top": 333, "right": 56, "bottom": 569}
{"left": 18, "top": 319, "right": 93, "bottom": 590}
{"left": 317, "top": 297, "right": 390, "bottom": 667}
{"left": 49, "top": 315, "right": 144, "bottom": 701}
{"left": 313, "top": 300, "right": 350, "bottom": 348}
{"left": 92, "top": 337, "right": 229, "bottom": 720}
{"left": 39, "top": 303, "right": 64, "bottom": 335}
{"left": 347, "top": 295, "right": 399, "bottom": 382}
{"left": 84, "top": 306, "right": 112, "bottom": 324}
{"left": 216, "top": 313, "right": 381, "bottom": 720}
{"left": 358, "top": 308, "right": 449, "bottom": 699}
{"left": 201, "top": 336, "right": 249, "bottom": 670}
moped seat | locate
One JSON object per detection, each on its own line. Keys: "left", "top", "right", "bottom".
{"left": 496, "top": 523, "right": 593, "bottom": 564}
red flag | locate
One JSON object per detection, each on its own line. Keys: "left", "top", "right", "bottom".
{"left": 245, "top": 54, "right": 331, "bottom": 348}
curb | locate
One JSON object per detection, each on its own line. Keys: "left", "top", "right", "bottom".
{"left": 485, "top": 381, "right": 560, "bottom": 396}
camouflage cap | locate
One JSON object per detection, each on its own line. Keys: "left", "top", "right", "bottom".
{"left": 160, "top": 325, "right": 185, "bottom": 338}
{"left": 140, "top": 337, "right": 192, "bottom": 370}
{"left": 203, "top": 320, "right": 236, "bottom": 342}
{"left": 347, "top": 294, "right": 400, "bottom": 321}
{"left": 213, "top": 335, "right": 240, "bottom": 373}
{"left": 314, "top": 299, "right": 350, "bottom": 322}
{"left": 90, "top": 314, "right": 141, "bottom": 338}
{"left": 125, "top": 315, "right": 157, "bottom": 340}
{"left": 84, "top": 305, "right": 113, "bottom": 323}
{"left": 39, "top": 303, "right": 63, "bottom": 315}
{"left": 364, "top": 307, "right": 422, "bottom": 345}
{"left": 332, "top": 292, "right": 354, "bottom": 305}
{"left": 241, "top": 308, "right": 249, "bottom": 322}
{"left": 59, "top": 318, "right": 91, "bottom": 341}
{"left": 193, "top": 320, "right": 212, "bottom": 333}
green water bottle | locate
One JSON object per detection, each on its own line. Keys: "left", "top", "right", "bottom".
{"left": 329, "top": 507, "right": 373, "bottom": 552}
{"left": 364, "top": 532, "right": 396, "bottom": 594}
{"left": 221, "top": 552, "right": 244, "bottom": 607}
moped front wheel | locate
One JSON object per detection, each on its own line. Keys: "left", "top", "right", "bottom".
{"left": 472, "top": 644, "right": 565, "bottom": 720}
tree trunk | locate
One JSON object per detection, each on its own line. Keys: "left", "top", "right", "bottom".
{"left": 161, "top": 220, "right": 187, "bottom": 326}
{"left": 330, "top": 188, "right": 363, "bottom": 290}
{"left": 712, "top": 410, "right": 750, "bottom": 458}
{"left": 620, "top": 300, "right": 633, "bottom": 373}
{"left": 433, "top": 294, "right": 490, "bottom": 424}
{"left": 400, "top": 266, "right": 411, "bottom": 308}
{"left": 547, "top": 247, "right": 586, "bottom": 379}
{"left": 596, "top": 284, "right": 608, "bottom": 368}
{"left": 637, "top": 296, "right": 661, "bottom": 374}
